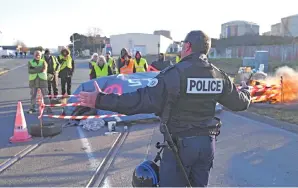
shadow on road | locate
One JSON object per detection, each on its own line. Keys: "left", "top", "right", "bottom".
{"left": 227, "top": 139, "right": 298, "bottom": 186}
{"left": 0, "top": 122, "right": 161, "bottom": 187}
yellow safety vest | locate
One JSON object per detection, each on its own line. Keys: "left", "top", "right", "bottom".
{"left": 94, "top": 63, "right": 109, "bottom": 77}
{"left": 89, "top": 61, "right": 96, "bottom": 74}
{"left": 59, "top": 55, "right": 72, "bottom": 70}
{"left": 29, "top": 60, "right": 47, "bottom": 81}
{"left": 107, "top": 58, "right": 114, "bottom": 68}
{"left": 176, "top": 56, "right": 180, "bottom": 63}
{"left": 134, "top": 58, "right": 147, "bottom": 72}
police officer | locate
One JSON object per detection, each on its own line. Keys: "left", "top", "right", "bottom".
{"left": 78, "top": 30, "right": 251, "bottom": 187}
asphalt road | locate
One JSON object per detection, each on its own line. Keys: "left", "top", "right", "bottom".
{"left": 0, "top": 59, "right": 298, "bottom": 186}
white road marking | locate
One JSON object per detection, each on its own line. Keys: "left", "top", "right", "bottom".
{"left": 76, "top": 126, "right": 100, "bottom": 171}
{"left": 9, "top": 63, "right": 27, "bottom": 71}
{"left": 0, "top": 63, "right": 27, "bottom": 76}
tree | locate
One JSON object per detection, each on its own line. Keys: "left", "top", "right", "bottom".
{"left": 69, "top": 33, "right": 86, "bottom": 52}
{"left": 86, "top": 27, "right": 104, "bottom": 52}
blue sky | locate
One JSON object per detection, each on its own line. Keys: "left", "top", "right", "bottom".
{"left": 0, "top": 0, "right": 297, "bottom": 48}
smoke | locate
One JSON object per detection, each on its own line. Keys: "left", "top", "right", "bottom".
{"left": 275, "top": 66, "right": 298, "bottom": 79}
{"left": 263, "top": 66, "right": 297, "bottom": 84}
{"left": 264, "top": 66, "right": 298, "bottom": 102}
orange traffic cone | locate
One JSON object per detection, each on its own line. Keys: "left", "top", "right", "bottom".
{"left": 10, "top": 101, "right": 32, "bottom": 143}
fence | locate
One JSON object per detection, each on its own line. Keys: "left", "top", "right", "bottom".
{"left": 224, "top": 44, "right": 298, "bottom": 61}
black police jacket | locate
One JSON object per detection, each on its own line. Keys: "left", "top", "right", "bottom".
{"left": 95, "top": 53, "right": 251, "bottom": 134}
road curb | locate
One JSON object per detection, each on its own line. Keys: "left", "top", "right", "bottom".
{"left": 233, "top": 110, "right": 298, "bottom": 134}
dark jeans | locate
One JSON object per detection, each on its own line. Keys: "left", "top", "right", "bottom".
{"left": 61, "top": 77, "right": 72, "bottom": 95}
{"left": 159, "top": 135, "right": 215, "bottom": 187}
{"left": 48, "top": 73, "right": 58, "bottom": 96}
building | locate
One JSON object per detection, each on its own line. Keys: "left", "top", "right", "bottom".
{"left": 153, "top": 30, "right": 172, "bottom": 39}
{"left": 220, "top": 20, "right": 260, "bottom": 38}
{"left": 268, "top": 14, "right": 298, "bottom": 37}
{"left": 280, "top": 14, "right": 298, "bottom": 37}
{"left": 110, "top": 33, "right": 173, "bottom": 56}
{"left": 271, "top": 23, "right": 281, "bottom": 36}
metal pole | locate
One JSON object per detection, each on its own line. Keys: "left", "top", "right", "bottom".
{"left": 280, "top": 76, "right": 284, "bottom": 103}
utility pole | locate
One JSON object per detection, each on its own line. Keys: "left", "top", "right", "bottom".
{"left": 0, "top": 30, "right": 2, "bottom": 46}
{"left": 72, "top": 34, "right": 75, "bottom": 59}
{"left": 72, "top": 34, "right": 80, "bottom": 59}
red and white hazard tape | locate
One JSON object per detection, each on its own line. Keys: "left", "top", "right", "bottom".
{"left": 42, "top": 102, "right": 81, "bottom": 107}
{"left": 45, "top": 94, "right": 78, "bottom": 98}
{"left": 43, "top": 114, "right": 126, "bottom": 120}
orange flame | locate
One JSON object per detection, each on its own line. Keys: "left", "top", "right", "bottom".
{"left": 250, "top": 66, "right": 298, "bottom": 103}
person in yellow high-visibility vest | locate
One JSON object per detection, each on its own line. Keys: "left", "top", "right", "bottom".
{"left": 57, "top": 47, "right": 75, "bottom": 95}
{"left": 89, "top": 53, "right": 99, "bottom": 80}
{"left": 43, "top": 49, "right": 60, "bottom": 97}
{"left": 175, "top": 54, "right": 181, "bottom": 63}
{"left": 133, "top": 51, "right": 148, "bottom": 73}
{"left": 106, "top": 51, "right": 117, "bottom": 74}
{"left": 27, "top": 50, "right": 52, "bottom": 114}
{"left": 90, "top": 55, "right": 113, "bottom": 79}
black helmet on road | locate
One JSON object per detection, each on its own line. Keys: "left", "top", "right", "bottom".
{"left": 183, "top": 30, "right": 211, "bottom": 55}
{"left": 132, "top": 160, "right": 159, "bottom": 187}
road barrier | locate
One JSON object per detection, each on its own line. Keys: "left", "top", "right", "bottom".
{"left": 38, "top": 93, "right": 124, "bottom": 120}
{"left": 43, "top": 114, "right": 126, "bottom": 120}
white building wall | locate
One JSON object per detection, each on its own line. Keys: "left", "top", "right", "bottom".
{"left": 159, "top": 35, "right": 173, "bottom": 54}
{"left": 110, "top": 33, "right": 174, "bottom": 56}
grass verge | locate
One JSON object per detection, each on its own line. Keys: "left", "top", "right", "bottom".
{"left": 248, "top": 106, "right": 298, "bottom": 125}
{"left": 209, "top": 58, "right": 298, "bottom": 75}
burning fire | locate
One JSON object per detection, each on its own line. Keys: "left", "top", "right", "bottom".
{"left": 249, "top": 66, "right": 298, "bottom": 103}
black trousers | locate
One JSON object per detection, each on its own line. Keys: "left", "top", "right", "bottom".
{"left": 61, "top": 77, "right": 72, "bottom": 95}
{"left": 48, "top": 74, "right": 59, "bottom": 96}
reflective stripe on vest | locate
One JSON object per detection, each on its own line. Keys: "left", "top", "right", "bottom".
{"left": 29, "top": 60, "right": 47, "bottom": 81}
{"left": 94, "top": 63, "right": 109, "bottom": 77}
{"left": 120, "top": 60, "right": 134, "bottom": 74}
{"left": 134, "top": 58, "right": 147, "bottom": 72}
{"left": 89, "top": 61, "right": 96, "bottom": 74}
{"left": 176, "top": 56, "right": 180, "bottom": 63}
{"left": 42, "top": 56, "right": 58, "bottom": 71}
{"left": 52, "top": 56, "right": 58, "bottom": 71}
{"left": 59, "top": 55, "right": 72, "bottom": 70}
